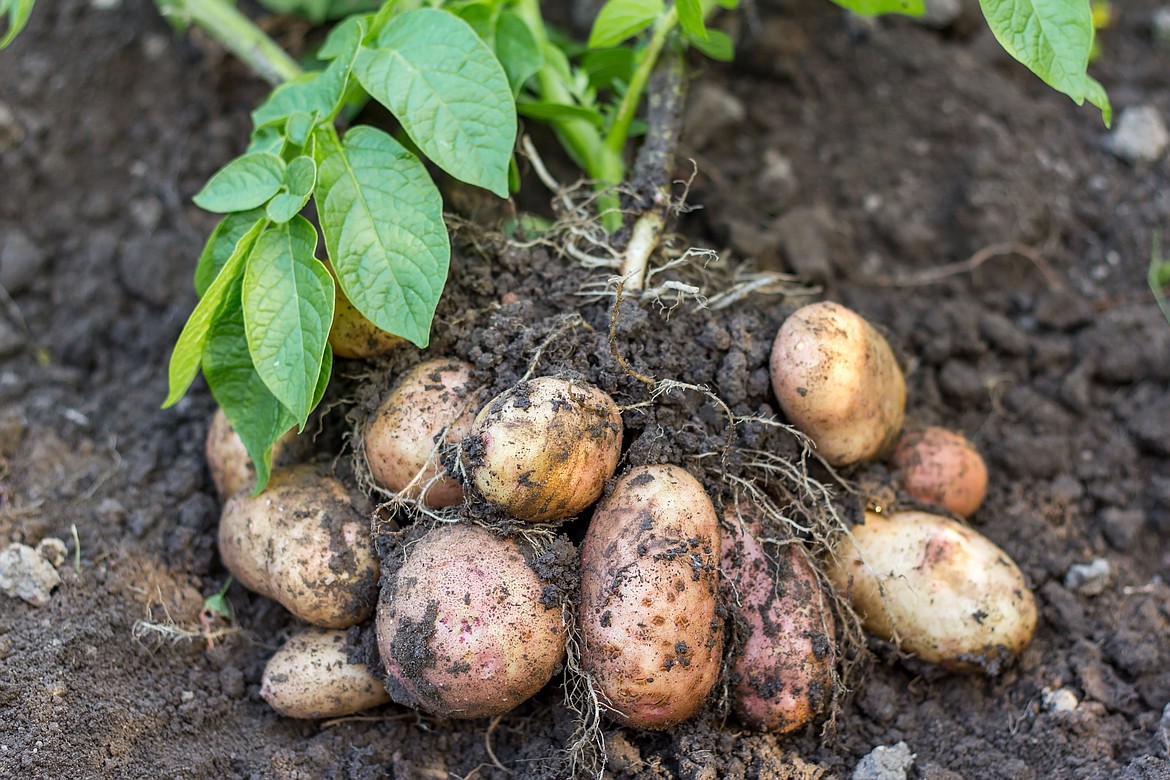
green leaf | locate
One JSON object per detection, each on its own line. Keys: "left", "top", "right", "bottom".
{"left": 496, "top": 10, "right": 542, "bottom": 94}
{"left": 247, "top": 126, "right": 286, "bottom": 155}
{"left": 675, "top": 0, "right": 707, "bottom": 40}
{"left": 194, "top": 209, "right": 266, "bottom": 297}
{"left": 452, "top": 2, "right": 496, "bottom": 41}
{"left": 318, "top": 14, "right": 366, "bottom": 59}
{"left": 203, "top": 280, "right": 297, "bottom": 493}
{"left": 286, "top": 111, "right": 315, "bottom": 147}
{"left": 254, "top": 0, "right": 380, "bottom": 23}
{"left": 266, "top": 156, "right": 317, "bottom": 223}
{"left": 242, "top": 216, "right": 334, "bottom": 426}
{"left": 202, "top": 577, "right": 234, "bottom": 620}
{"left": 581, "top": 48, "right": 636, "bottom": 90}
{"left": 312, "top": 344, "right": 333, "bottom": 410}
{"left": 253, "top": 26, "right": 361, "bottom": 129}
{"left": 827, "top": 0, "right": 923, "bottom": 16}
{"left": 353, "top": 8, "right": 516, "bottom": 197}
{"left": 978, "top": 0, "right": 1111, "bottom": 124}
{"left": 686, "top": 28, "right": 733, "bottom": 61}
{"left": 715, "top": 0, "right": 739, "bottom": 7}
{"left": 164, "top": 221, "right": 266, "bottom": 408}
{"left": 0, "top": 0, "right": 33, "bottom": 49}
{"left": 517, "top": 100, "right": 606, "bottom": 127}
{"left": 193, "top": 153, "right": 286, "bottom": 213}
{"left": 588, "top": 0, "right": 663, "bottom": 49}
{"left": 313, "top": 125, "right": 449, "bottom": 348}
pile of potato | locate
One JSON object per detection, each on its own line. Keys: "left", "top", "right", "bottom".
{"left": 204, "top": 298, "right": 1038, "bottom": 737}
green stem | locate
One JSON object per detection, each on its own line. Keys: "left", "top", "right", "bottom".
{"left": 604, "top": 6, "right": 677, "bottom": 157}
{"left": 156, "top": 0, "right": 303, "bottom": 85}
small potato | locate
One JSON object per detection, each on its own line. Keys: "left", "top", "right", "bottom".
{"left": 261, "top": 628, "right": 390, "bottom": 719}
{"left": 770, "top": 301, "right": 905, "bottom": 467}
{"left": 329, "top": 285, "right": 405, "bottom": 360}
{"left": 376, "top": 523, "right": 568, "bottom": 719}
{"left": 205, "top": 408, "right": 305, "bottom": 502}
{"left": 722, "top": 512, "right": 835, "bottom": 733}
{"left": 218, "top": 465, "right": 378, "bottom": 628}
{"left": 364, "top": 359, "right": 478, "bottom": 508}
{"left": 825, "top": 510, "right": 1037, "bottom": 673}
{"left": 578, "top": 465, "right": 723, "bottom": 730}
{"left": 465, "top": 377, "right": 622, "bottom": 522}
{"left": 892, "top": 427, "right": 988, "bottom": 518}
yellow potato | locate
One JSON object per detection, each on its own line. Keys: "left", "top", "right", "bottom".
{"left": 826, "top": 510, "right": 1036, "bottom": 673}
{"left": 261, "top": 628, "right": 390, "bottom": 719}
{"left": 204, "top": 408, "right": 305, "bottom": 502}
{"left": 770, "top": 301, "right": 905, "bottom": 466}
{"left": 328, "top": 285, "right": 405, "bottom": 360}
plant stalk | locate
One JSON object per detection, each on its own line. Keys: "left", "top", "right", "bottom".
{"left": 604, "top": 6, "right": 677, "bottom": 158}
{"left": 156, "top": 0, "right": 303, "bottom": 85}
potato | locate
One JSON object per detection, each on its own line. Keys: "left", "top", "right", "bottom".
{"left": 892, "top": 427, "right": 988, "bottom": 518}
{"left": 376, "top": 523, "right": 567, "bottom": 719}
{"left": 722, "top": 512, "right": 835, "bottom": 733}
{"left": 825, "top": 510, "right": 1037, "bottom": 673}
{"left": 261, "top": 628, "right": 391, "bottom": 719}
{"left": 218, "top": 465, "right": 378, "bottom": 628}
{"left": 205, "top": 407, "right": 305, "bottom": 502}
{"left": 578, "top": 465, "right": 723, "bottom": 730}
{"left": 770, "top": 301, "right": 905, "bottom": 466}
{"left": 364, "top": 359, "right": 478, "bottom": 508}
{"left": 329, "top": 284, "right": 405, "bottom": 360}
{"left": 464, "top": 376, "right": 622, "bottom": 522}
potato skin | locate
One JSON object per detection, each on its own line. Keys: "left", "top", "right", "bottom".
{"left": 218, "top": 465, "right": 378, "bottom": 628}
{"left": 578, "top": 465, "right": 723, "bottom": 730}
{"left": 770, "top": 301, "right": 905, "bottom": 467}
{"left": 376, "top": 523, "right": 567, "bottom": 719}
{"left": 892, "top": 427, "right": 988, "bottom": 518}
{"left": 364, "top": 359, "right": 478, "bottom": 508}
{"left": 261, "top": 628, "right": 390, "bottom": 719}
{"left": 826, "top": 510, "right": 1037, "bottom": 673}
{"left": 205, "top": 408, "right": 304, "bottom": 502}
{"left": 329, "top": 285, "right": 405, "bottom": 360}
{"left": 466, "top": 377, "right": 622, "bottom": 522}
{"left": 722, "top": 513, "right": 835, "bottom": 733}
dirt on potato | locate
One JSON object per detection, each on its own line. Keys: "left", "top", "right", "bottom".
{"left": 3, "top": 0, "right": 1170, "bottom": 778}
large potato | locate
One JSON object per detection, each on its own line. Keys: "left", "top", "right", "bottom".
{"left": 376, "top": 523, "right": 568, "bottom": 719}
{"left": 825, "top": 510, "right": 1037, "bottom": 673}
{"left": 770, "top": 301, "right": 905, "bottom": 466}
{"left": 364, "top": 359, "right": 478, "bottom": 508}
{"left": 261, "top": 628, "right": 391, "bottom": 719}
{"left": 205, "top": 408, "right": 306, "bottom": 502}
{"left": 464, "top": 377, "right": 622, "bottom": 522}
{"left": 218, "top": 465, "right": 378, "bottom": 628}
{"left": 722, "top": 512, "right": 835, "bottom": 733}
{"left": 578, "top": 465, "right": 723, "bottom": 730}
{"left": 892, "top": 427, "right": 988, "bottom": 518}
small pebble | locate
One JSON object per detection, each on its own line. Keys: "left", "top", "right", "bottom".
{"left": 1065, "top": 558, "right": 1112, "bottom": 596}
{"left": 1103, "top": 105, "right": 1170, "bottom": 164}
{"left": 0, "top": 543, "right": 63, "bottom": 606}
{"left": 854, "top": 742, "right": 915, "bottom": 780}
{"left": 1042, "top": 686, "right": 1079, "bottom": 712}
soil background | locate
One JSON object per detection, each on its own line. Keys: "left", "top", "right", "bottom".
{"left": 3, "top": 0, "right": 1170, "bottom": 778}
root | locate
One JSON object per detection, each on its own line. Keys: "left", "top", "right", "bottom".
{"left": 608, "top": 278, "right": 656, "bottom": 386}
{"left": 867, "top": 241, "right": 1063, "bottom": 290}
{"left": 560, "top": 601, "right": 607, "bottom": 780}
{"left": 484, "top": 715, "right": 514, "bottom": 776}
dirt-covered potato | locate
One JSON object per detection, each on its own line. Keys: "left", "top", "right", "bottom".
{"left": 722, "top": 511, "right": 835, "bottom": 733}
{"left": 892, "top": 427, "right": 988, "bottom": 518}
{"left": 464, "top": 376, "right": 622, "bottom": 522}
{"left": 364, "top": 359, "right": 478, "bottom": 508}
{"left": 376, "top": 523, "right": 568, "bottom": 719}
{"left": 770, "top": 301, "right": 905, "bottom": 467}
{"left": 261, "top": 628, "right": 390, "bottom": 719}
{"left": 578, "top": 465, "right": 723, "bottom": 730}
{"left": 826, "top": 510, "right": 1037, "bottom": 673}
{"left": 218, "top": 465, "right": 378, "bottom": 628}
{"left": 205, "top": 408, "right": 305, "bottom": 502}
{"left": 329, "top": 285, "right": 405, "bottom": 360}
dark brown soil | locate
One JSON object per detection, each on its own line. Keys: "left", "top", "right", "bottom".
{"left": 3, "top": 0, "right": 1170, "bottom": 778}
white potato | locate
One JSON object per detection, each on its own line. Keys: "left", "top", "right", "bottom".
{"left": 261, "top": 628, "right": 390, "bottom": 719}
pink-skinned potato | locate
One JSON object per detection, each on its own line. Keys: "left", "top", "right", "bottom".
{"left": 261, "top": 628, "right": 391, "bottom": 719}
{"left": 578, "top": 465, "right": 723, "bottom": 730}
{"left": 375, "top": 523, "right": 568, "bottom": 719}
{"left": 892, "top": 427, "right": 988, "bottom": 518}
{"left": 205, "top": 408, "right": 307, "bottom": 502}
{"left": 218, "top": 465, "right": 378, "bottom": 628}
{"left": 770, "top": 301, "right": 905, "bottom": 466}
{"left": 722, "top": 510, "right": 835, "bottom": 733}
{"left": 826, "top": 510, "right": 1037, "bottom": 674}
{"left": 464, "top": 376, "right": 622, "bottom": 522}
{"left": 364, "top": 359, "right": 479, "bottom": 508}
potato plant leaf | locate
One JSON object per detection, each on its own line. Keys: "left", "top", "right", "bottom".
{"left": 675, "top": 0, "right": 707, "bottom": 40}
{"left": 588, "top": 0, "right": 663, "bottom": 49}
{"left": 265, "top": 156, "right": 317, "bottom": 224}
{"left": 517, "top": 100, "right": 606, "bottom": 127}
{"left": 193, "top": 152, "right": 287, "bottom": 213}
{"left": 242, "top": 216, "right": 334, "bottom": 426}
{"left": 313, "top": 125, "right": 449, "bottom": 348}
{"left": 253, "top": 24, "right": 360, "bottom": 128}
{"left": 353, "top": 8, "right": 516, "bottom": 197}
{"left": 826, "top": 0, "right": 924, "bottom": 16}
{"left": 496, "top": 10, "right": 543, "bottom": 94}
{"left": 202, "top": 279, "right": 297, "bottom": 494}
{"left": 978, "top": 0, "right": 1111, "bottom": 124}
{"left": 194, "top": 209, "right": 267, "bottom": 297}
{"left": 0, "top": 0, "right": 33, "bottom": 49}
{"left": 685, "top": 28, "right": 733, "bottom": 61}
{"left": 164, "top": 220, "right": 266, "bottom": 408}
